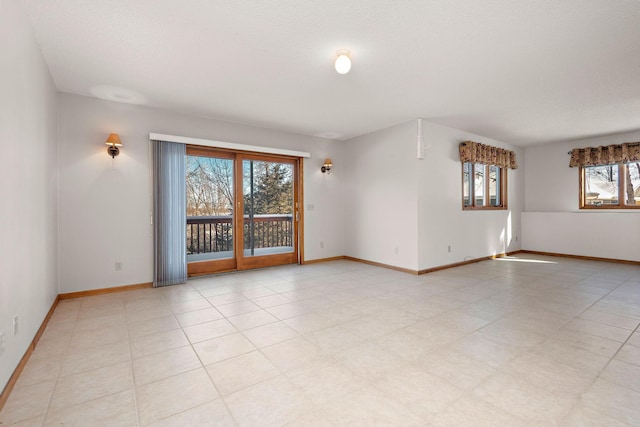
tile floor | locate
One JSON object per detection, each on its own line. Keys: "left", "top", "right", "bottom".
{"left": 1, "top": 254, "right": 639, "bottom": 426}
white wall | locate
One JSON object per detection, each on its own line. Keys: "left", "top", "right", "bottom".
{"left": 343, "top": 122, "right": 420, "bottom": 270}
{"left": 522, "top": 212, "right": 640, "bottom": 261}
{"left": 342, "top": 119, "right": 522, "bottom": 271}
{"left": 0, "top": 0, "right": 59, "bottom": 392}
{"left": 58, "top": 94, "right": 344, "bottom": 293}
{"left": 417, "top": 121, "right": 524, "bottom": 270}
{"left": 523, "top": 131, "right": 640, "bottom": 261}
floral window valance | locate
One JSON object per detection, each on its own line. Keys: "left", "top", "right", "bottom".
{"left": 459, "top": 141, "right": 518, "bottom": 169}
{"left": 569, "top": 142, "right": 640, "bottom": 167}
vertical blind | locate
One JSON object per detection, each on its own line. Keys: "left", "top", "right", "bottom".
{"left": 152, "top": 140, "right": 187, "bottom": 287}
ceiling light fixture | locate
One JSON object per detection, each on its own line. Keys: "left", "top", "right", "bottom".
{"left": 90, "top": 85, "right": 146, "bottom": 105}
{"left": 334, "top": 50, "right": 351, "bottom": 74}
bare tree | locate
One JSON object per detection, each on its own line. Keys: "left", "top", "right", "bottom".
{"left": 626, "top": 163, "right": 640, "bottom": 205}
{"left": 186, "top": 156, "right": 234, "bottom": 216}
{"left": 204, "top": 157, "right": 233, "bottom": 215}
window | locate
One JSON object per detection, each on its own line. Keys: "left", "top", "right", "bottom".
{"left": 580, "top": 163, "right": 640, "bottom": 209}
{"left": 463, "top": 162, "right": 507, "bottom": 209}
{"left": 459, "top": 140, "right": 515, "bottom": 210}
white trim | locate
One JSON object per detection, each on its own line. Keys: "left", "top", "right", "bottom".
{"left": 150, "top": 133, "right": 311, "bottom": 158}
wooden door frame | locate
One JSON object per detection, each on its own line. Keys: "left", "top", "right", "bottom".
{"left": 235, "top": 153, "right": 300, "bottom": 270}
{"left": 185, "top": 146, "right": 237, "bottom": 276}
{"left": 186, "top": 145, "right": 303, "bottom": 276}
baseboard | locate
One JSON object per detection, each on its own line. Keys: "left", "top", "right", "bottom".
{"left": 417, "top": 251, "right": 519, "bottom": 275}
{"left": 302, "top": 256, "right": 347, "bottom": 265}
{"left": 311, "top": 250, "right": 636, "bottom": 276}
{"left": 308, "top": 252, "right": 521, "bottom": 276}
{"left": 518, "top": 250, "right": 640, "bottom": 266}
{"left": 58, "top": 282, "right": 153, "bottom": 300}
{"left": 0, "top": 295, "right": 60, "bottom": 412}
{"left": 343, "top": 256, "right": 420, "bottom": 275}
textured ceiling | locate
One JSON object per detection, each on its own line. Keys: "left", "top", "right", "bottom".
{"left": 21, "top": 0, "right": 640, "bottom": 146}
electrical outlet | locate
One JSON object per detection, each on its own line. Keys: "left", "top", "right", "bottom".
{"left": 13, "top": 316, "right": 18, "bottom": 335}
{"left": 448, "top": 245, "right": 452, "bottom": 253}
{"left": 515, "top": 236, "right": 519, "bottom": 242}
{"left": 115, "top": 261, "right": 122, "bottom": 271}
{"left": 320, "top": 241, "right": 324, "bottom": 249}
{"left": 0, "top": 331, "right": 5, "bottom": 356}
{"left": 394, "top": 247, "right": 399, "bottom": 255}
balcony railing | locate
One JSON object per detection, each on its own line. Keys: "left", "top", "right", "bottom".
{"left": 186, "top": 214, "right": 293, "bottom": 255}
{"left": 187, "top": 216, "right": 233, "bottom": 254}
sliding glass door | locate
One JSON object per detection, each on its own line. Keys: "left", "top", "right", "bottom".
{"left": 186, "top": 147, "right": 300, "bottom": 276}
{"left": 238, "top": 155, "right": 298, "bottom": 270}
{"left": 186, "top": 148, "right": 236, "bottom": 275}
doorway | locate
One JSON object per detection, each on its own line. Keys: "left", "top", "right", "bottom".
{"left": 185, "top": 146, "right": 301, "bottom": 276}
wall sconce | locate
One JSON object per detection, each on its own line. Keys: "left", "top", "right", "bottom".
{"left": 321, "top": 158, "right": 333, "bottom": 174}
{"left": 105, "top": 133, "right": 122, "bottom": 158}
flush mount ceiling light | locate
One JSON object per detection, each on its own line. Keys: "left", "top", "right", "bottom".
{"left": 90, "top": 85, "right": 146, "bottom": 105}
{"left": 334, "top": 50, "right": 351, "bottom": 74}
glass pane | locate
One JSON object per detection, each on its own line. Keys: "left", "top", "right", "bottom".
{"left": 463, "top": 162, "right": 472, "bottom": 207}
{"left": 584, "top": 165, "right": 619, "bottom": 206}
{"left": 186, "top": 155, "right": 234, "bottom": 261}
{"left": 624, "top": 163, "right": 640, "bottom": 206}
{"left": 243, "top": 160, "right": 294, "bottom": 257}
{"left": 474, "top": 163, "right": 485, "bottom": 207}
{"left": 489, "top": 165, "right": 500, "bottom": 207}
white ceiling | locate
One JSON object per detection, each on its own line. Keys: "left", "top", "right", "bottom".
{"left": 21, "top": 0, "right": 640, "bottom": 146}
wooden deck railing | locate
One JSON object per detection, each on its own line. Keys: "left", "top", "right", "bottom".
{"left": 186, "top": 214, "right": 293, "bottom": 254}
